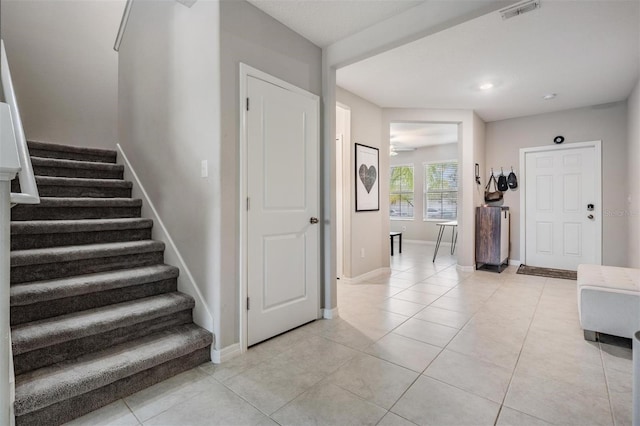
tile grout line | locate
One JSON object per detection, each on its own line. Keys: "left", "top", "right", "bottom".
{"left": 121, "top": 397, "right": 143, "bottom": 425}
{"left": 492, "top": 276, "right": 547, "bottom": 426}
{"left": 379, "top": 269, "right": 504, "bottom": 422}
{"left": 598, "top": 341, "right": 618, "bottom": 426}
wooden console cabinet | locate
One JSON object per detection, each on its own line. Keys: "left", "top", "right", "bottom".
{"left": 475, "top": 206, "right": 510, "bottom": 272}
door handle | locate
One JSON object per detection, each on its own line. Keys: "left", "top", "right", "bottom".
{"left": 588, "top": 214, "right": 594, "bottom": 220}
{"left": 310, "top": 217, "right": 319, "bottom": 224}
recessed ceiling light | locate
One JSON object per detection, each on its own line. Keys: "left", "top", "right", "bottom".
{"left": 543, "top": 93, "right": 557, "bottom": 100}
{"left": 479, "top": 83, "right": 494, "bottom": 91}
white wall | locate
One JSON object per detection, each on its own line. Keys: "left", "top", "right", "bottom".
{"left": 220, "top": 0, "right": 322, "bottom": 346}
{"left": 118, "top": 0, "right": 220, "bottom": 342}
{"left": 336, "top": 87, "right": 388, "bottom": 278}
{"left": 1, "top": 0, "right": 123, "bottom": 149}
{"left": 485, "top": 102, "right": 629, "bottom": 266}
{"left": 628, "top": 79, "right": 640, "bottom": 268}
{"left": 389, "top": 143, "right": 458, "bottom": 241}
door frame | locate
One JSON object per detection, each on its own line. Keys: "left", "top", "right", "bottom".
{"left": 519, "top": 140, "right": 602, "bottom": 267}
{"left": 239, "top": 63, "right": 321, "bottom": 352}
{"left": 335, "top": 102, "right": 351, "bottom": 282}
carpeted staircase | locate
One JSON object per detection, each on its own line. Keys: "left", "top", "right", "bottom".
{"left": 9, "top": 141, "right": 213, "bottom": 425}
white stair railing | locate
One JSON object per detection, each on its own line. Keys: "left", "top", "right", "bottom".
{"left": 2, "top": 40, "right": 39, "bottom": 206}
{"left": 1, "top": 38, "right": 40, "bottom": 426}
{"left": 113, "top": 0, "right": 133, "bottom": 52}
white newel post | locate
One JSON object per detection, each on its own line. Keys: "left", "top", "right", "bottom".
{"left": 0, "top": 102, "right": 21, "bottom": 426}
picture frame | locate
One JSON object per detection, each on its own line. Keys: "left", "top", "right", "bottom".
{"left": 355, "top": 143, "right": 380, "bottom": 212}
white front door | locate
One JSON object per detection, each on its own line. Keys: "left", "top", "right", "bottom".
{"left": 246, "top": 74, "right": 320, "bottom": 346}
{"left": 524, "top": 143, "right": 601, "bottom": 270}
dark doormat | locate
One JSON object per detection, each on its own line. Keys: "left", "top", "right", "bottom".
{"left": 517, "top": 264, "right": 577, "bottom": 280}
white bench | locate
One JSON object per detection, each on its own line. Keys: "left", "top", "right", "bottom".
{"left": 578, "top": 264, "right": 640, "bottom": 341}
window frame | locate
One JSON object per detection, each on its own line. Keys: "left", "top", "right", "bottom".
{"left": 423, "top": 159, "right": 458, "bottom": 222}
{"left": 389, "top": 163, "right": 415, "bottom": 220}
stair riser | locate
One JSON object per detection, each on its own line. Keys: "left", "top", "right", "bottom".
{"left": 11, "top": 228, "right": 152, "bottom": 251}
{"left": 11, "top": 252, "right": 164, "bottom": 284}
{"left": 14, "top": 310, "right": 193, "bottom": 375}
{"left": 15, "top": 346, "right": 211, "bottom": 426}
{"left": 11, "top": 206, "right": 141, "bottom": 221}
{"left": 28, "top": 148, "right": 116, "bottom": 164}
{"left": 11, "top": 278, "right": 178, "bottom": 325}
{"left": 32, "top": 165, "right": 123, "bottom": 180}
{"left": 11, "top": 180, "right": 131, "bottom": 198}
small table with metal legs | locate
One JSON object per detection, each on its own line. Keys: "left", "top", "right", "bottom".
{"left": 433, "top": 220, "right": 457, "bottom": 262}
{"left": 390, "top": 231, "right": 402, "bottom": 256}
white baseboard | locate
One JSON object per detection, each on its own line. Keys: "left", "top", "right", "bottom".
{"left": 403, "top": 239, "right": 434, "bottom": 245}
{"left": 116, "top": 144, "right": 214, "bottom": 333}
{"left": 509, "top": 259, "right": 522, "bottom": 266}
{"left": 456, "top": 264, "right": 475, "bottom": 272}
{"left": 212, "top": 343, "right": 241, "bottom": 364}
{"left": 340, "top": 267, "right": 391, "bottom": 284}
{"left": 322, "top": 307, "right": 340, "bottom": 319}
{"left": 402, "top": 239, "right": 452, "bottom": 247}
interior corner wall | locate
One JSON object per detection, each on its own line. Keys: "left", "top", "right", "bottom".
{"left": 485, "top": 102, "right": 629, "bottom": 266}
{"left": 1, "top": 0, "right": 123, "bottom": 149}
{"left": 117, "top": 0, "right": 220, "bottom": 339}
{"left": 473, "top": 113, "right": 487, "bottom": 212}
{"left": 336, "top": 87, "right": 387, "bottom": 278}
{"left": 627, "top": 79, "right": 640, "bottom": 268}
{"left": 220, "top": 0, "right": 322, "bottom": 346}
{"left": 389, "top": 143, "right": 458, "bottom": 241}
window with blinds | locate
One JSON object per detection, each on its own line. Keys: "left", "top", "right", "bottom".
{"left": 424, "top": 161, "right": 458, "bottom": 220}
{"left": 390, "top": 165, "right": 414, "bottom": 219}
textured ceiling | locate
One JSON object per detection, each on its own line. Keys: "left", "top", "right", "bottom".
{"left": 337, "top": 1, "right": 640, "bottom": 122}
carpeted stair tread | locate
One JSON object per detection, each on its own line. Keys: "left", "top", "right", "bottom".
{"left": 33, "top": 176, "right": 132, "bottom": 189}
{"left": 27, "top": 141, "right": 117, "bottom": 163}
{"left": 10, "top": 264, "right": 179, "bottom": 306}
{"left": 14, "top": 324, "right": 212, "bottom": 417}
{"left": 11, "top": 240, "right": 164, "bottom": 267}
{"left": 10, "top": 265, "right": 179, "bottom": 325}
{"left": 31, "top": 157, "right": 123, "bottom": 173}
{"left": 11, "top": 218, "right": 152, "bottom": 236}
{"left": 30, "top": 157, "right": 124, "bottom": 179}
{"left": 11, "top": 197, "right": 142, "bottom": 221}
{"left": 16, "top": 197, "right": 141, "bottom": 208}
{"left": 12, "top": 177, "right": 133, "bottom": 199}
{"left": 10, "top": 218, "right": 153, "bottom": 250}
{"left": 12, "top": 292, "right": 195, "bottom": 355}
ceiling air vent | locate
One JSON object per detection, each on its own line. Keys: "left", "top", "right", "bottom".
{"left": 500, "top": 0, "right": 541, "bottom": 20}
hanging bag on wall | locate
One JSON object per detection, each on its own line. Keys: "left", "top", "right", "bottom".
{"left": 497, "top": 168, "right": 508, "bottom": 192}
{"left": 507, "top": 167, "right": 518, "bottom": 189}
{"left": 484, "top": 173, "right": 503, "bottom": 202}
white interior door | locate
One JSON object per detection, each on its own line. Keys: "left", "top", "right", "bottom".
{"left": 247, "top": 74, "right": 319, "bottom": 346}
{"left": 524, "top": 144, "right": 601, "bottom": 270}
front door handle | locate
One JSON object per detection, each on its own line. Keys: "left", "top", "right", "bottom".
{"left": 588, "top": 214, "right": 594, "bottom": 220}
{"left": 310, "top": 217, "right": 319, "bottom": 224}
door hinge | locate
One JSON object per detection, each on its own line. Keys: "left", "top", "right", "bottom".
{"left": 246, "top": 197, "right": 250, "bottom": 211}
{"left": 247, "top": 297, "right": 250, "bottom": 310}
{"left": 246, "top": 97, "right": 250, "bottom": 111}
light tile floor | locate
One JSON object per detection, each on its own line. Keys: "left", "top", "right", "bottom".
{"left": 66, "top": 242, "right": 633, "bottom": 426}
